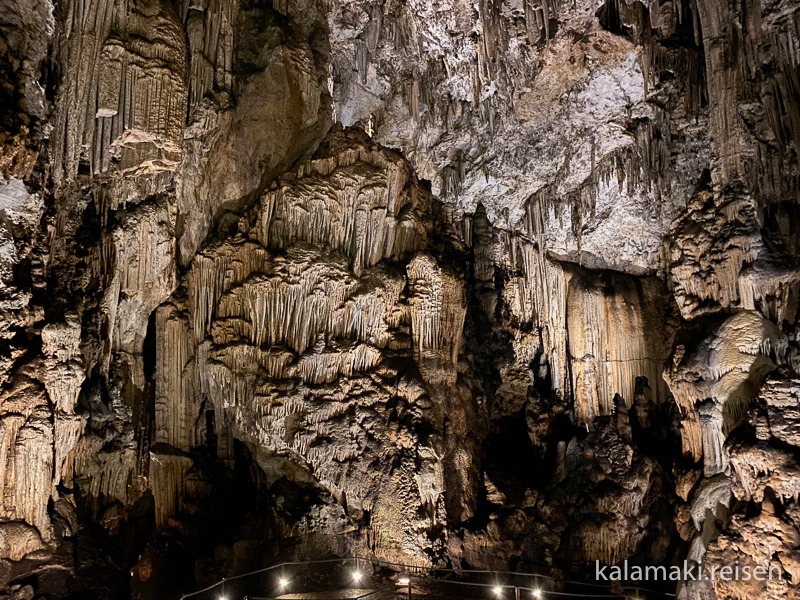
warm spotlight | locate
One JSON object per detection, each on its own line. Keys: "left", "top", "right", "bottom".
{"left": 493, "top": 585, "right": 504, "bottom": 596}
{"left": 532, "top": 590, "right": 542, "bottom": 599}
{"left": 278, "top": 577, "right": 289, "bottom": 589}
{"left": 352, "top": 570, "right": 364, "bottom": 583}
{"left": 398, "top": 577, "right": 411, "bottom": 586}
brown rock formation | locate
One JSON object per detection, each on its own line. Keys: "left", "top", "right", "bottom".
{"left": 0, "top": 0, "right": 798, "bottom": 598}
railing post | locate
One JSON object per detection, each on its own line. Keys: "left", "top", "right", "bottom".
{"left": 515, "top": 586, "right": 520, "bottom": 600}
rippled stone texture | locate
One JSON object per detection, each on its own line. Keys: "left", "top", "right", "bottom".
{"left": 0, "top": 0, "right": 798, "bottom": 598}
{"left": 150, "top": 127, "right": 468, "bottom": 564}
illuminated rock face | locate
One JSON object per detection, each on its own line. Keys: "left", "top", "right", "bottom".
{"left": 150, "top": 127, "right": 469, "bottom": 564}
{"left": 0, "top": 0, "right": 798, "bottom": 598}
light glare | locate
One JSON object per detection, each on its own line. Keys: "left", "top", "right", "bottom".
{"left": 352, "top": 570, "right": 363, "bottom": 583}
{"left": 279, "top": 577, "right": 289, "bottom": 588}
{"left": 398, "top": 577, "right": 411, "bottom": 585}
{"left": 493, "top": 585, "right": 503, "bottom": 596}
{"left": 532, "top": 590, "right": 542, "bottom": 599}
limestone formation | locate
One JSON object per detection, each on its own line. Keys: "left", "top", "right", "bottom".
{"left": 665, "top": 310, "right": 786, "bottom": 475}
{"left": 0, "top": 0, "right": 798, "bottom": 598}
{"left": 695, "top": 373, "right": 800, "bottom": 600}
{"left": 149, "top": 127, "right": 464, "bottom": 565}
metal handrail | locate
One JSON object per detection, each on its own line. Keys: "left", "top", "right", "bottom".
{"left": 180, "top": 555, "right": 676, "bottom": 599}
{"left": 244, "top": 585, "right": 394, "bottom": 600}
{"left": 182, "top": 558, "right": 352, "bottom": 598}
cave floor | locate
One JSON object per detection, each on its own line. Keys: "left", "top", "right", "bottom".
{"left": 276, "top": 590, "right": 390, "bottom": 599}
{"left": 275, "top": 589, "right": 476, "bottom": 600}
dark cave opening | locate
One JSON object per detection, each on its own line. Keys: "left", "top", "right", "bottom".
{"left": 486, "top": 411, "right": 539, "bottom": 488}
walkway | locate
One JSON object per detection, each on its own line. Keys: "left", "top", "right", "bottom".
{"left": 182, "top": 557, "right": 676, "bottom": 600}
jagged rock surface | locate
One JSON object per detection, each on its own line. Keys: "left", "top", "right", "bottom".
{"left": 151, "top": 127, "right": 470, "bottom": 565}
{"left": 0, "top": 0, "right": 798, "bottom": 598}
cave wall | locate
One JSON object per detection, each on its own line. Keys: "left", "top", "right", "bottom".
{"left": 0, "top": 0, "right": 798, "bottom": 598}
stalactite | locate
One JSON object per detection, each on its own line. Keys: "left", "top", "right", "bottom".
{"left": 407, "top": 254, "right": 466, "bottom": 386}
{"left": 496, "top": 222, "right": 571, "bottom": 399}
{"left": 356, "top": 40, "right": 370, "bottom": 86}
{"left": 154, "top": 304, "right": 199, "bottom": 451}
{"left": 670, "top": 194, "right": 763, "bottom": 320}
{"left": 149, "top": 451, "right": 193, "bottom": 528}
{"left": 567, "top": 272, "right": 670, "bottom": 424}
{"left": 105, "top": 201, "right": 177, "bottom": 354}
{"left": 188, "top": 242, "right": 271, "bottom": 341}
{"left": 258, "top": 139, "right": 428, "bottom": 277}
{"left": 0, "top": 376, "right": 53, "bottom": 543}
{"left": 738, "top": 264, "right": 800, "bottom": 325}
{"left": 665, "top": 310, "right": 785, "bottom": 474}
{"left": 71, "top": 442, "right": 142, "bottom": 532}
{"left": 53, "top": 0, "right": 186, "bottom": 187}
{"left": 144, "top": 129, "right": 447, "bottom": 560}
